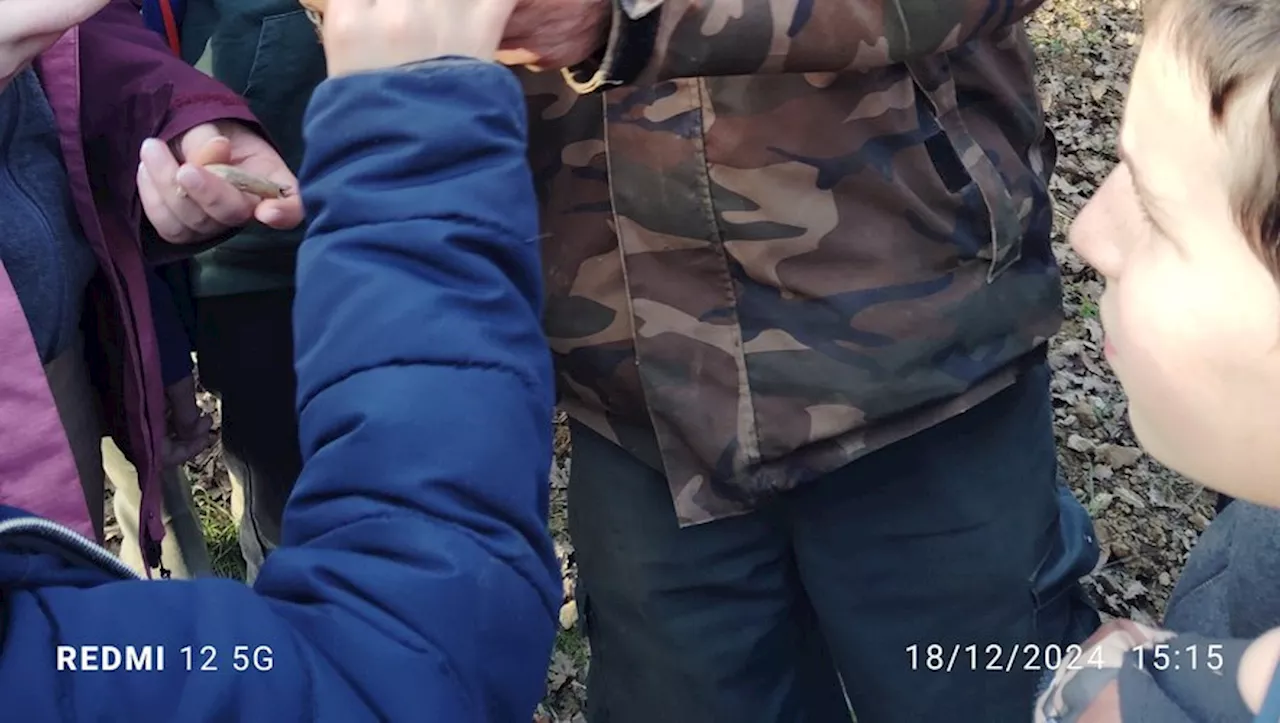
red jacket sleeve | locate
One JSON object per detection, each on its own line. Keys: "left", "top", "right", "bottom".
{"left": 77, "top": 0, "right": 268, "bottom": 262}
{"left": 80, "top": 0, "right": 262, "bottom": 146}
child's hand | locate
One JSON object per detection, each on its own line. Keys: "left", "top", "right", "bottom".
{"left": 495, "top": 0, "right": 610, "bottom": 70}
{"left": 1, "top": 0, "right": 110, "bottom": 87}
{"left": 160, "top": 375, "right": 213, "bottom": 467}
{"left": 138, "top": 121, "right": 303, "bottom": 244}
{"left": 1034, "top": 619, "right": 1178, "bottom": 722}
{"left": 321, "top": 0, "right": 518, "bottom": 77}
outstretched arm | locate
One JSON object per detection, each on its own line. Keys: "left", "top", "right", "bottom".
{"left": 1, "top": 5, "right": 559, "bottom": 720}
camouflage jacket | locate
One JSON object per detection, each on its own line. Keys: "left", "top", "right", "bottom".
{"left": 520, "top": 0, "right": 1065, "bottom": 526}
{"left": 1034, "top": 619, "right": 1253, "bottom": 722}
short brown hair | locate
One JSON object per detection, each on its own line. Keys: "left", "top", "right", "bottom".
{"left": 1144, "top": 0, "right": 1280, "bottom": 274}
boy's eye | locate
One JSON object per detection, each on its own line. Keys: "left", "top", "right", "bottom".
{"left": 1126, "top": 168, "right": 1158, "bottom": 228}
{"left": 1136, "top": 198, "right": 1157, "bottom": 227}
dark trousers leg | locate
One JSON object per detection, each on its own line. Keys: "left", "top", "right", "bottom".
{"left": 567, "top": 421, "right": 850, "bottom": 723}
{"left": 196, "top": 290, "right": 302, "bottom": 582}
{"left": 790, "top": 362, "right": 1100, "bottom": 723}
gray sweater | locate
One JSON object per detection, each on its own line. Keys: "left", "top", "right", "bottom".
{"left": 1165, "top": 500, "right": 1280, "bottom": 640}
{"left": 1106, "top": 501, "right": 1280, "bottom": 722}
{"left": 0, "top": 68, "right": 99, "bottom": 364}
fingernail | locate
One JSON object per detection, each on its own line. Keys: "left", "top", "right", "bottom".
{"left": 176, "top": 165, "right": 204, "bottom": 191}
{"left": 140, "top": 138, "right": 163, "bottom": 158}
{"left": 259, "top": 208, "right": 282, "bottom": 225}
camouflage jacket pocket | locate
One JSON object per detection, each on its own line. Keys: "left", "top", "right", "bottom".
{"left": 907, "top": 54, "right": 1024, "bottom": 282}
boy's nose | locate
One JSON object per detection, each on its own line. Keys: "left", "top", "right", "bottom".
{"left": 1068, "top": 170, "right": 1127, "bottom": 281}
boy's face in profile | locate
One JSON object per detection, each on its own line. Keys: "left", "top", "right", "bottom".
{"left": 1070, "top": 28, "right": 1280, "bottom": 504}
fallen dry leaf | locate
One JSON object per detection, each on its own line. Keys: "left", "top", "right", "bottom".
{"left": 559, "top": 601, "right": 579, "bottom": 630}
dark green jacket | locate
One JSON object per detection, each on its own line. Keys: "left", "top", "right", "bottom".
{"left": 181, "top": 0, "right": 327, "bottom": 296}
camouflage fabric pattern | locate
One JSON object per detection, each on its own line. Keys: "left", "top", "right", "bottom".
{"left": 521, "top": 0, "right": 1065, "bottom": 525}
{"left": 1034, "top": 620, "right": 1178, "bottom": 723}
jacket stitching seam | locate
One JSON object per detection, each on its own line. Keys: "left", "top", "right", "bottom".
{"left": 692, "top": 77, "right": 762, "bottom": 469}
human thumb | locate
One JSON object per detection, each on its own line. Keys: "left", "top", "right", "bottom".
{"left": 174, "top": 124, "right": 232, "bottom": 166}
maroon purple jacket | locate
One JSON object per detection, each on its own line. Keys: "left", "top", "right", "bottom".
{"left": 0, "top": 0, "right": 260, "bottom": 566}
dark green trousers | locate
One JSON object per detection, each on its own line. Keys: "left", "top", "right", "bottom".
{"left": 568, "top": 361, "right": 1100, "bottom": 723}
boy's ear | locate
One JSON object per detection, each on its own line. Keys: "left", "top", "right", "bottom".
{"left": 1258, "top": 75, "right": 1280, "bottom": 266}
{"left": 1270, "top": 73, "right": 1280, "bottom": 128}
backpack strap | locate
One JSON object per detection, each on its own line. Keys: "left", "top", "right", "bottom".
{"left": 140, "top": 0, "right": 185, "bottom": 56}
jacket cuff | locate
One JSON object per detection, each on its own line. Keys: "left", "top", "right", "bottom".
{"left": 561, "top": 0, "right": 659, "bottom": 94}
{"left": 160, "top": 101, "right": 267, "bottom": 150}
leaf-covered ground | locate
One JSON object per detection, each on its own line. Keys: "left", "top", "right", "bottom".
{"left": 103, "top": 2, "right": 1218, "bottom": 719}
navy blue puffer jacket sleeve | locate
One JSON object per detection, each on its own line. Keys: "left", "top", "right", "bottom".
{"left": 0, "top": 58, "right": 560, "bottom": 722}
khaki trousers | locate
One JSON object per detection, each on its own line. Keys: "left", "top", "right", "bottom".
{"left": 43, "top": 335, "right": 211, "bottom": 578}
{"left": 102, "top": 439, "right": 212, "bottom": 578}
